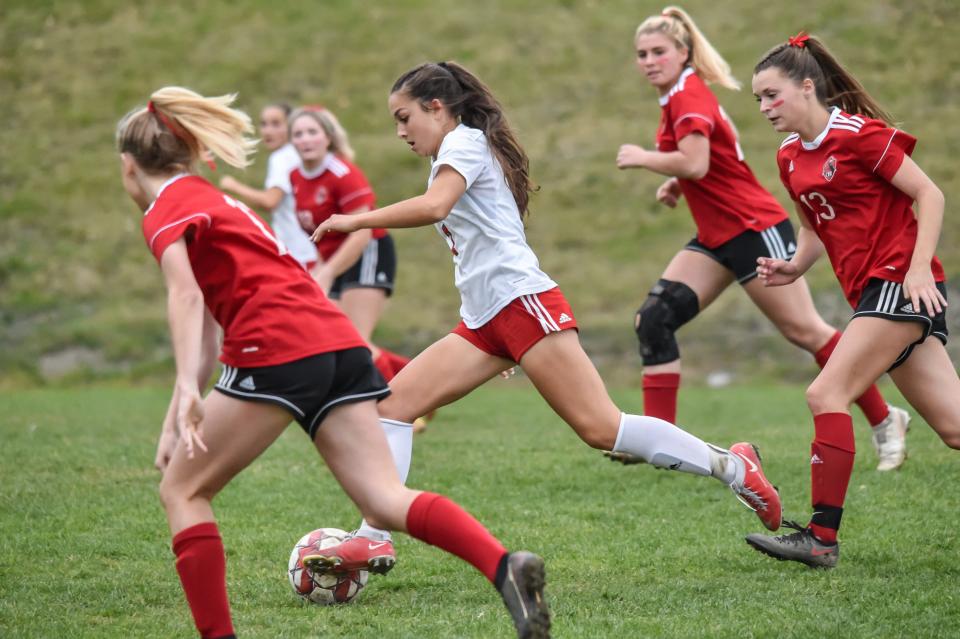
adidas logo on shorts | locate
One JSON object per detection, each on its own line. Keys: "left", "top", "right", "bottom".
{"left": 558, "top": 313, "right": 572, "bottom": 324}
{"left": 810, "top": 453, "right": 823, "bottom": 465}
{"left": 238, "top": 376, "right": 256, "bottom": 391}
{"left": 899, "top": 303, "right": 915, "bottom": 314}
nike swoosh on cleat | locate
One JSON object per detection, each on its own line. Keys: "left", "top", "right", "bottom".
{"left": 368, "top": 542, "right": 389, "bottom": 550}
{"left": 734, "top": 451, "right": 758, "bottom": 473}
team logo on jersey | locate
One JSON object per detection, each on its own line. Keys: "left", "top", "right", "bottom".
{"left": 822, "top": 156, "right": 838, "bottom": 181}
{"left": 314, "top": 186, "right": 330, "bottom": 205}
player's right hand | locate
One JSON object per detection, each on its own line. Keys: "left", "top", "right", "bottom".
{"left": 603, "top": 450, "right": 646, "bottom": 465}
{"left": 656, "top": 178, "right": 682, "bottom": 208}
{"left": 176, "top": 386, "right": 208, "bottom": 460}
{"left": 756, "top": 256, "right": 800, "bottom": 287}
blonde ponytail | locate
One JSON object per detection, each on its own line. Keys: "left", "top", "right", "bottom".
{"left": 636, "top": 6, "right": 740, "bottom": 91}
{"left": 117, "top": 86, "right": 257, "bottom": 174}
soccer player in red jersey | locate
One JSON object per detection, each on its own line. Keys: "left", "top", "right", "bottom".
{"left": 219, "top": 102, "right": 319, "bottom": 268}
{"left": 287, "top": 107, "right": 413, "bottom": 384}
{"left": 745, "top": 33, "right": 960, "bottom": 567}
{"left": 614, "top": 7, "right": 909, "bottom": 471}
{"left": 118, "top": 87, "right": 549, "bottom": 638}
{"left": 312, "top": 61, "right": 783, "bottom": 541}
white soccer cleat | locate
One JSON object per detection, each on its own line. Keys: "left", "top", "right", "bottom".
{"left": 871, "top": 405, "right": 910, "bottom": 472}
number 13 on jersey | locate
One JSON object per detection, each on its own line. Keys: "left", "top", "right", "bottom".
{"left": 799, "top": 191, "right": 837, "bottom": 224}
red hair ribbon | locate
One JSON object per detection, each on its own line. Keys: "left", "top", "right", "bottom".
{"left": 147, "top": 100, "right": 217, "bottom": 172}
{"left": 788, "top": 31, "right": 809, "bottom": 48}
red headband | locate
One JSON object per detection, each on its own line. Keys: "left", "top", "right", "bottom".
{"left": 788, "top": 31, "right": 809, "bottom": 48}
{"left": 147, "top": 100, "right": 217, "bottom": 172}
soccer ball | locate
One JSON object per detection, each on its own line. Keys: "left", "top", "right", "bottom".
{"left": 288, "top": 528, "right": 369, "bottom": 605}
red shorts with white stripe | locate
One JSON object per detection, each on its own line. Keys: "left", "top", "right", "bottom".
{"left": 451, "top": 287, "right": 578, "bottom": 362}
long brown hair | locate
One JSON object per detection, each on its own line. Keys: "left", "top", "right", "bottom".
{"left": 391, "top": 61, "right": 534, "bottom": 218}
{"left": 754, "top": 34, "right": 894, "bottom": 124}
{"left": 117, "top": 86, "right": 257, "bottom": 174}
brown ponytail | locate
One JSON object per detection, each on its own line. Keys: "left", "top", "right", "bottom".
{"left": 754, "top": 35, "right": 894, "bottom": 124}
{"left": 391, "top": 62, "right": 535, "bottom": 218}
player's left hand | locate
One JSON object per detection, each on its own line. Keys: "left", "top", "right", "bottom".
{"left": 603, "top": 450, "right": 646, "bottom": 465}
{"left": 904, "top": 264, "right": 947, "bottom": 317}
{"left": 154, "top": 427, "right": 178, "bottom": 473}
{"left": 616, "top": 144, "right": 648, "bottom": 170}
{"left": 312, "top": 214, "right": 360, "bottom": 241}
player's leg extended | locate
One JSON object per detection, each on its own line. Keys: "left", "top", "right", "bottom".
{"left": 743, "top": 276, "right": 904, "bottom": 468}
{"left": 378, "top": 333, "right": 514, "bottom": 424}
{"left": 746, "top": 317, "right": 921, "bottom": 567}
{"left": 888, "top": 338, "right": 960, "bottom": 450}
{"left": 351, "top": 335, "right": 511, "bottom": 553}
{"left": 159, "top": 392, "right": 292, "bottom": 639}
{"left": 637, "top": 249, "right": 732, "bottom": 422}
{"left": 313, "top": 400, "right": 550, "bottom": 638}
{"left": 520, "top": 330, "right": 781, "bottom": 530}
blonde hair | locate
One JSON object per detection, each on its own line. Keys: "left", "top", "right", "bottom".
{"left": 635, "top": 6, "right": 740, "bottom": 91}
{"left": 288, "top": 107, "right": 356, "bottom": 162}
{"left": 116, "top": 86, "right": 257, "bottom": 174}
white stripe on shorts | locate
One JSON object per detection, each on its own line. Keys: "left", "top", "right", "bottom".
{"left": 519, "top": 295, "right": 552, "bottom": 334}
{"left": 761, "top": 227, "right": 786, "bottom": 260}
{"left": 529, "top": 294, "right": 561, "bottom": 331}
{"left": 359, "top": 240, "right": 378, "bottom": 286}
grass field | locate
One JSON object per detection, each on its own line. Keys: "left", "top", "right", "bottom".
{"left": 2, "top": 382, "right": 958, "bottom": 638}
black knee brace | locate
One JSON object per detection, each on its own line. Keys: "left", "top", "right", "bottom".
{"left": 634, "top": 279, "right": 700, "bottom": 366}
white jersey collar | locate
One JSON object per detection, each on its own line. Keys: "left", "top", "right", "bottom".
{"left": 658, "top": 67, "right": 696, "bottom": 106}
{"left": 298, "top": 152, "right": 335, "bottom": 179}
{"left": 800, "top": 107, "right": 840, "bottom": 151}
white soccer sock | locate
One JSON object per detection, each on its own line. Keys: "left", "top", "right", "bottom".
{"left": 355, "top": 418, "right": 414, "bottom": 542}
{"left": 612, "top": 413, "right": 736, "bottom": 483}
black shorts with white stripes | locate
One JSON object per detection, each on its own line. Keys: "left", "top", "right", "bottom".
{"left": 684, "top": 219, "right": 796, "bottom": 284}
{"left": 329, "top": 234, "right": 397, "bottom": 299}
{"left": 214, "top": 347, "right": 390, "bottom": 439}
{"left": 852, "top": 278, "right": 949, "bottom": 370}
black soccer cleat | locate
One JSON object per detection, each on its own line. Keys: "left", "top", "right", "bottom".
{"left": 745, "top": 520, "right": 839, "bottom": 569}
{"left": 497, "top": 552, "right": 551, "bottom": 639}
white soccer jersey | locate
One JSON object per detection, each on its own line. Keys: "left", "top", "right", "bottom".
{"left": 429, "top": 124, "right": 556, "bottom": 328}
{"left": 265, "top": 143, "right": 318, "bottom": 266}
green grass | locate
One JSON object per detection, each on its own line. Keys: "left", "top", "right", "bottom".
{"left": 1, "top": 0, "right": 958, "bottom": 385}
{"left": 2, "top": 383, "right": 959, "bottom": 638}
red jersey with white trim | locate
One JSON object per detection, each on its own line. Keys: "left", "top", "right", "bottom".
{"left": 656, "top": 68, "right": 787, "bottom": 248}
{"left": 290, "top": 153, "right": 386, "bottom": 260}
{"left": 141, "top": 175, "right": 366, "bottom": 367}
{"left": 777, "top": 108, "right": 945, "bottom": 308}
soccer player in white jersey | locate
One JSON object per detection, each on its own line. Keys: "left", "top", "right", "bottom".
{"left": 220, "top": 102, "right": 318, "bottom": 268}
{"left": 307, "top": 61, "right": 784, "bottom": 576}
{"left": 614, "top": 7, "right": 909, "bottom": 472}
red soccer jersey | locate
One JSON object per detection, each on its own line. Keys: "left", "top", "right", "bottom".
{"left": 290, "top": 153, "right": 386, "bottom": 261}
{"left": 777, "top": 108, "right": 945, "bottom": 308}
{"left": 656, "top": 68, "right": 787, "bottom": 248}
{"left": 141, "top": 175, "right": 367, "bottom": 367}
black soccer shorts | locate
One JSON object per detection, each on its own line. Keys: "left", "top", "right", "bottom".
{"left": 684, "top": 219, "right": 797, "bottom": 284}
{"left": 329, "top": 235, "right": 397, "bottom": 299}
{"left": 852, "top": 277, "right": 949, "bottom": 370}
{"left": 214, "top": 347, "right": 390, "bottom": 438}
